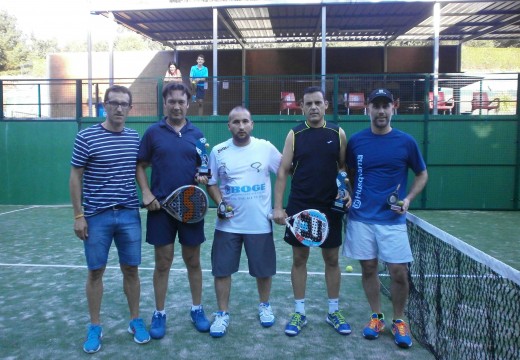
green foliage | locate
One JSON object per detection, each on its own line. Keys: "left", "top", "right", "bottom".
{"left": 462, "top": 47, "right": 520, "bottom": 72}
{"left": 0, "top": 11, "right": 30, "bottom": 72}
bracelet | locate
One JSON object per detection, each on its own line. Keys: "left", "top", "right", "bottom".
{"left": 74, "top": 213, "right": 84, "bottom": 219}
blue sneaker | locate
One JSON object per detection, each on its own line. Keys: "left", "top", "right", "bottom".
{"left": 149, "top": 311, "right": 166, "bottom": 339}
{"left": 83, "top": 324, "right": 102, "bottom": 353}
{"left": 284, "top": 313, "right": 307, "bottom": 336}
{"left": 363, "top": 313, "right": 385, "bottom": 339}
{"left": 326, "top": 310, "right": 351, "bottom": 335}
{"left": 392, "top": 319, "right": 413, "bottom": 348}
{"left": 210, "top": 311, "right": 230, "bottom": 338}
{"left": 128, "top": 318, "right": 151, "bottom": 344}
{"left": 191, "top": 306, "right": 210, "bottom": 332}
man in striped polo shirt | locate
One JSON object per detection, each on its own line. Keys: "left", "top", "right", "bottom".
{"left": 70, "top": 85, "right": 150, "bottom": 354}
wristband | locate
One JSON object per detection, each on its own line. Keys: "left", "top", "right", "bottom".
{"left": 74, "top": 213, "right": 84, "bottom": 219}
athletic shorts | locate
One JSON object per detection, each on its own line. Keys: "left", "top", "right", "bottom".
{"left": 196, "top": 85, "right": 205, "bottom": 100}
{"left": 343, "top": 219, "right": 413, "bottom": 264}
{"left": 283, "top": 209, "right": 343, "bottom": 249}
{"left": 84, "top": 208, "right": 141, "bottom": 270}
{"left": 211, "top": 229, "right": 276, "bottom": 278}
{"left": 145, "top": 209, "right": 206, "bottom": 247}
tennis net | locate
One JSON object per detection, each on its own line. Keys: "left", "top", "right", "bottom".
{"left": 381, "top": 213, "right": 520, "bottom": 360}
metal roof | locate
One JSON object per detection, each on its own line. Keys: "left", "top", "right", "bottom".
{"left": 89, "top": 0, "right": 520, "bottom": 48}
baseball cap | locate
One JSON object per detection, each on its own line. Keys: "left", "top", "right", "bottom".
{"left": 368, "top": 88, "right": 394, "bottom": 104}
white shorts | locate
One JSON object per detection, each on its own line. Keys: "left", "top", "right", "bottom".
{"left": 342, "top": 219, "right": 413, "bottom": 264}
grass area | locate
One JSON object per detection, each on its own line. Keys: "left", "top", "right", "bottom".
{"left": 462, "top": 47, "right": 520, "bottom": 72}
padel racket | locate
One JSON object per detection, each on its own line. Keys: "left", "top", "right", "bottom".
{"left": 161, "top": 185, "right": 208, "bottom": 223}
{"left": 284, "top": 209, "right": 329, "bottom": 247}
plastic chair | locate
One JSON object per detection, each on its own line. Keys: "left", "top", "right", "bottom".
{"left": 393, "top": 98, "right": 400, "bottom": 115}
{"left": 280, "top": 92, "right": 301, "bottom": 115}
{"left": 429, "top": 92, "right": 454, "bottom": 114}
{"left": 471, "top": 92, "right": 500, "bottom": 114}
{"left": 346, "top": 93, "right": 366, "bottom": 115}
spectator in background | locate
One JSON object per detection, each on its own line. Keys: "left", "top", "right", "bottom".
{"left": 164, "top": 61, "right": 183, "bottom": 83}
{"left": 189, "top": 54, "right": 208, "bottom": 116}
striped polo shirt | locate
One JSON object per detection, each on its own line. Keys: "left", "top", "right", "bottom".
{"left": 71, "top": 123, "right": 140, "bottom": 215}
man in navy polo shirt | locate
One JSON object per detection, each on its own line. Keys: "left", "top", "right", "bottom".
{"left": 136, "top": 82, "right": 211, "bottom": 339}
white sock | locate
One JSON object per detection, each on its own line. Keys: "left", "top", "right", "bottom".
{"left": 155, "top": 309, "right": 166, "bottom": 316}
{"left": 328, "top": 298, "right": 339, "bottom": 314}
{"left": 191, "top": 304, "right": 202, "bottom": 311}
{"left": 294, "top": 299, "right": 305, "bottom": 315}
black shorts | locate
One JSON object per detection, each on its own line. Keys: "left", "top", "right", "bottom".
{"left": 283, "top": 209, "right": 343, "bottom": 249}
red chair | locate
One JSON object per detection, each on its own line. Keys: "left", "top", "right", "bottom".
{"left": 346, "top": 93, "right": 366, "bottom": 115}
{"left": 471, "top": 92, "right": 500, "bottom": 114}
{"left": 393, "top": 98, "right": 400, "bottom": 115}
{"left": 429, "top": 92, "right": 454, "bottom": 114}
{"left": 280, "top": 92, "right": 301, "bottom": 115}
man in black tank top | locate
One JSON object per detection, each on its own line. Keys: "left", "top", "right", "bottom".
{"left": 273, "top": 86, "right": 352, "bottom": 337}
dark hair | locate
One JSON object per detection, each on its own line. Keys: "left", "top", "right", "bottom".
{"left": 303, "top": 86, "right": 325, "bottom": 99}
{"left": 162, "top": 82, "right": 191, "bottom": 101}
{"left": 197, "top": 54, "right": 205, "bottom": 60}
{"left": 104, "top": 85, "right": 132, "bottom": 105}
{"left": 167, "top": 61, "right": 178, "bottom": 69}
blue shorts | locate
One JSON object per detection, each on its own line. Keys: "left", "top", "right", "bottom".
{"left": 343, "top": 219, "right": 413, "bottom": 264}
{"left": 283, "top": 209, "right": 343, "bottom": 249}
{"left": 145, "top": 209, "right": 206, "bottom": 247}
{"left": 196, "top": 85, "right": 205, "bottom": 100}
{"left": 84, "top": 208, "right": 142, "bottom": 270}
{"left": 211, "top": 230, "right": 276, "bottom": 278}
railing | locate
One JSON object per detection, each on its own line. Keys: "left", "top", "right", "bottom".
{"left": 1, "top": 73, "right": 518, "bottom": 120}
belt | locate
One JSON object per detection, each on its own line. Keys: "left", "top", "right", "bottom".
{"left": 111, "top": 205, "right": 125, "bottom": 210}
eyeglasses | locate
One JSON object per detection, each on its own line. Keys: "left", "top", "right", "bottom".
{"left": 106, "top": 101, "right": 131, "bottom": 109}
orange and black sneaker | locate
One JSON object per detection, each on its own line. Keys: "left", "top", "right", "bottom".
{"left": 362, "top": 313, "right": 385, "bottom": 340}
{"left": 391, "top": 319, "right": 412, "bottom": 348}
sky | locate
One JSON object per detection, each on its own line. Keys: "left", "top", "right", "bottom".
{"left": 2, "top": 0, "right": 117, "bottom": 44}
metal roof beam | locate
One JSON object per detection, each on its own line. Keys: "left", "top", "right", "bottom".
{"left": 460, "top": 15, "right": 520, "bottom": 42}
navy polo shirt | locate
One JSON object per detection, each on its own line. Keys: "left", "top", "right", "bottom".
{"left": 138, "top": 117, "right": 204, "bottom": 200}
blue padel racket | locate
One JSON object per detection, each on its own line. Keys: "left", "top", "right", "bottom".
{"left": 161, "top": 185, "right": 208, "bottom": 223}
{"left": 285, "top": 209, "right": 329, "bottom": 247}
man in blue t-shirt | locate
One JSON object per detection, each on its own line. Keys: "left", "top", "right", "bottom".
{"left": 70, "top": 85, "right": 150, "bottom": 353}
{"left": 343, "top": 88, "right": 428, "bottom": 349}
{"left": 189, "top": 54, "right": 208, "bottom": 116}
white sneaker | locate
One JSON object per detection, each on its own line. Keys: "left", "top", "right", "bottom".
{"left": 258, "top": 303, "right": 275, "bottom": 327}
{"left": 210, "top": 312, "right": 229, "bottom": 338}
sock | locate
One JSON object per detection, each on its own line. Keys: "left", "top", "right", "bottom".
{"left": 294, "top": 299, "right": 305, "bottom": 315}
{"left": 328, "top": 298, "right": 339, "bottom": 314}
{"left": 191, "top": 304, "right": 202, "bottom": 311}
{"left": 259, "top": 301, "right": 270, "bottom": 308}
{"left": 155, "top": 309, "right": 166, "bottom": 316}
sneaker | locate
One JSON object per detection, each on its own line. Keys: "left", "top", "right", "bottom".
{"left": 149, "top": 311, "right": 166, "bottom": 339}
{"left": 191, "top": 306, "right": 210, "bottom": 332}
{"left": 83, "top": 324, "right": 102, "bottom": 354}
{"left": 363, "top": 313, "right": 386, "bottom": 340}
{"left": 258, "top": 303, "right": 275, "bottom": 327}
{"left": 284, "top": 312, "right": 307, "bottom": 337}
{"left": 210, "top": 311, "right": 230, "bottom": 338}
{"left": 192, "top": 95, "right": 197, "bottom": 102}
{"left": 128, "top": 318, "right": 151, "bottom": 344}
{"left": 326, "top": 310, "right": 352, "bottom": 335}
{"left": 392, "top": 319, "right": 413, "bottom": 348}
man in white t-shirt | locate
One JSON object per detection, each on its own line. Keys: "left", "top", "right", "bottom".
{"left": 206, "top": 106, "right": 282, "bottom": 338}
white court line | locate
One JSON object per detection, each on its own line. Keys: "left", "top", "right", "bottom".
{"left": 0, "top": 205, "right": 40, "bottom": 216}
{"left": 0, "top": 262, "right": 359, "bottom": 276}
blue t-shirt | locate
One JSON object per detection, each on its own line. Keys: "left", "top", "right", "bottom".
{"left": 346, "top": 128, "right": 426, "bottom": 225}
{"left": 190, "top": 65, "right": 208, "bottom": 87}
{"left": 137, "top": 117, "right": 204, "bottom": 200}
{"left": 71, "top": 123, "right": 140, "bottom": 215}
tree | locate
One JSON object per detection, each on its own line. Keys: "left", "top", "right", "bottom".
{"left": 0, "top": 10, "right": 30, "bottom": 72}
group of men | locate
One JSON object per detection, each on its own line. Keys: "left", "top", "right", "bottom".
{"left": 70, "top": 82, "right": 427, "bottom": 354}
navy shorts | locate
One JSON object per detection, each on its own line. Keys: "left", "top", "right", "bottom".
{"left": 145, "top": 209, "right": 206, "bottom": 247}
{"left": 196, "top": 85, "right": 205, "bottom": 100}
{"left": 211, "top": 230, "right": 276, "bottom": 278}
{"left": 283, "top": 209, "right": 343, "bottom": 249}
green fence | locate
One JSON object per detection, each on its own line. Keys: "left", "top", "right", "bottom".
{"left": 1, "top": 114, "right": 519, "bottom": 209}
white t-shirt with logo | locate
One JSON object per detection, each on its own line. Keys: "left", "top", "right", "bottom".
{"left": 208, "top": 137, "right": 281, "bottom": 234}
